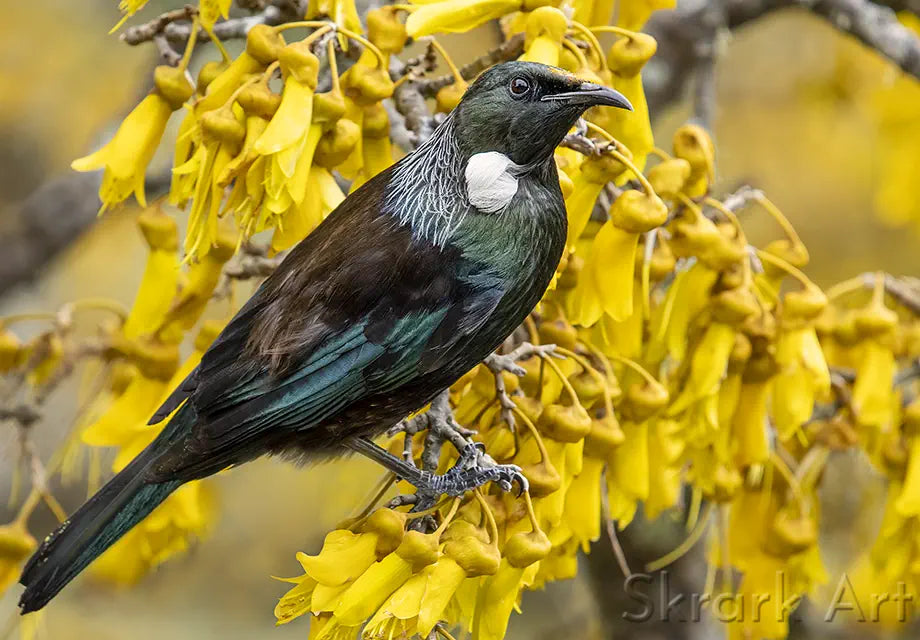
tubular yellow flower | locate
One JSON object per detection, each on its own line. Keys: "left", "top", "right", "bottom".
{"left": 406, "top": 0, "right": 522, "bottom": 37}
{"left": 275, "top": 575, "right": 318, "bottom": 625}
{"left": 596, "top": 31, "right": 657, "bottom": 173}
{"left": 772, "top": 325, "right": 830, "bottom": 441}
{"left": 329, "top": 530, "right": 439, "bottom": 628}
{"left": 307, "top": 0, "right": 364, "bottom": 33}
{"left": 570, "top": 189, "right": 668, "bottom": 324}
{"left": 199, "top": 0, "right": 232, "bottom": 31}
{"left": 562, "top": 455, "right": 603, "bottom": 550}
{"left": 731, "top": 378, "right": 771, "bottom": 468}
{"left": 655, "top": 262, "right": 719, "bottom": 361}
{"left": 122, "top": 208, "right": 180, "bottom": 340}
{"left": 614, "top": 0, "right": 677, "bottom": 31}
{"left": 519, "top": 7, "right": 568, "bottom": 67}
{"left": 472, "top": 558, "right": 532, "bottom": 640}
{"left": 159, "top": 227, "right": 237, "bottom": 339}
{"left": 72, "top": 92, "right": 174, "bottom": 211}
{"left": 668, "top": 322, "right": 736, "bottom": 414}
{"left": 606, "top": 418, "right": 649, "bottom": 527}
{"left": 299, "top": 529, "right": 380, "bottom": 587}
{"left": 563, "top": 153, "right": 624, "bottom": 250}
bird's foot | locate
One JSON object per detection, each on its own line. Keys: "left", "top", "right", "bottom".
{"left": 345, "top": 437, "right": 527, "bottom": 511}
{"left": 417, "top": 442, "right": 528, "bottom": 499}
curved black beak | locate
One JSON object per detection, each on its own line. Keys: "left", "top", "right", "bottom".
{"left": 542, "top": 82, "right": 633, "bottom": 111}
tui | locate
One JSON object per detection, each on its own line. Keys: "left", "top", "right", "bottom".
{"left": 18, "top": 61, "right": 631, "bottom": 613}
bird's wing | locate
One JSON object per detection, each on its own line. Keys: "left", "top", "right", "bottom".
{"left": 148, "top": 170, "right": 504, "bottom": 478}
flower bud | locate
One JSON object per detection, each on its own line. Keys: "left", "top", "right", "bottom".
{"left": 537, "top": 318, "right": 578, "bottom": 350}
{"left": 436, "top": 82, "right": 466, "bottom": 114}
{"left": 764, "top": 509, "right": 817, "bottom": 557}
{"left": 521, "top": 459, "right": 562, "bottom": 497}
{"left": 280, "top": 42, "right": 320, "bottom": 88}
{"left": 314, "top": 118, "right": 361, "bottom": 168}
{"left": 673, "top": 124, "right": 714, "bottom": 181}
{"left": 396, "top": 530, "right": 440, "bottom": 571}
{"left": 607, "top": 32, "right": 657, "bottom": 77}
{"left": 197, "top": 60, "right": 227, "bottom": 94}
{"left": 367, "top": 7, "right": 408, "bottom": 54}
{"left": 246, "top": 24, "right": 285, "bottom": 65}
{"left": 362, "top": 508, "right": 407, "bottom": 559}
{"left": 314, "top": 91, "right": 347, "bottom": 124}
{"left": 584, "top": 415, "right": 625, "bottom": 458}
{"left": 503, "top": 530, "right": 552, "bottom": 568}
{"left": 200, "top": 108, "right": 246, "bottom": 147}
{"left": 153, "top": 65, "right": 194, "bottom": 110}
{"left": 138, "top": 207, "right": 179, "bottom": 251}
{"left": 647, "top": 158, "right": 691, "bottom": 198}
{"left": 620, "top": 381, "right": 669, "bottom": 422}
{"left": 537, "top": 403, "right": 592, "bottom": 442}
{"left": 238, "top": 83, "right": 281, "bottom": 119}
{"left": 610, "top": 190, "right": 668, "bottom": 234}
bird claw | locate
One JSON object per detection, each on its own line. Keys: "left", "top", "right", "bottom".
{"left": 414, "top": 443, "right": 528, "bottom": 500}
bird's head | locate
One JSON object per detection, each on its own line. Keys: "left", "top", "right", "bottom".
{"left": 451, "top": 61, "right": 633, "bottom": 167}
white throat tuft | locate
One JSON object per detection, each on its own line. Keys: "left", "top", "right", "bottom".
{"left": 465, "top": 152, "right": 520, "bottom": 214}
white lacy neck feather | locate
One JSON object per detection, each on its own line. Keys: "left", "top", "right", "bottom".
{"left": 385, "top": 117, "right": 521, "bottom": 246}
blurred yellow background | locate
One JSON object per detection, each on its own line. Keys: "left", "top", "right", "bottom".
{"left": 0, "top": 1, "right": 917, "bottom": 638}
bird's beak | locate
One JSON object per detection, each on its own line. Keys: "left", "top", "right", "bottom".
{"left": 542, "top": 82, "right": 633, "bottom": 111}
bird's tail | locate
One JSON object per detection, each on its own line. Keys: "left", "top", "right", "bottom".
{"left": 18, "top": 407, "right": 194, "bottom": 613}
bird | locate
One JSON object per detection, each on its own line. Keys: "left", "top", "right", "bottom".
{"left": 18, "top": 60, "right": 631, "bottom": 613}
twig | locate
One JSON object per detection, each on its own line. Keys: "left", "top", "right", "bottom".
{"left": 415, "top": 33, "right": 526, "bottom": 96}
{"left": 483, "top": 343, "right": 559, "bottom": 429}
{"left": 390, "top": 58, "right": 437, "bottom": 147}
{"left": 120, "top": 5, "right": 196, "bottom": 46}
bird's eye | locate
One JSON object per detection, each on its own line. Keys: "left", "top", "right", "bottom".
{"left": 509, "top": 77, "right": 531, "bottom": 98}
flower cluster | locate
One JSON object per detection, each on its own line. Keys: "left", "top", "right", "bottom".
{"left": 1, "top": 2, "right": 919, "bottom": 640}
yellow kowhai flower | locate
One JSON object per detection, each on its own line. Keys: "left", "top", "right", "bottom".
{"left": 645, "top": 419, "right": 684, "bottom": 519}
{"left": 307, "top": 0, "right": 363, "bottom": 34}
{"left": 111, "top": 0, "right": 151, "bottom": 32}
{"left": 561, "top": 455, "right": 603, "bottom": 550}
{"left": 616, "top": 0, "right": 676, "bottom": 32}
{"left": 668, "top": 321, "right": 736, "bottom": 414}
{"left": 772, "top": 326, "right": 831, "bottom": 442}
{"left": 72, "top": 92, "right": 174, "bottom": 211}
{"left": 317, "top": 529, "right": 442, "bottom": 638}
{"left": 518, "top": 7, "right": 568, "bottom": 67}
{"left": 851, "top": 277, "right": 899, "bottom": 430}
{"left": 122, "top": 208, "right": 180, "bottom": 340}
{"left": 256, "top": 41, "right": 320, "bottom": 159}
{"left": 406, "top": 0, "right": 522, "bottom": 38}
{"left": 0, "top": 520, "right": 37, "bottom": 596}
{"left": 568, "top": 188, "right": 667, "bottom": 323}
{"left": 159, "top": 226, "right": 237, "bottom": 340}
{"left": 199, "top": 0, "right": 232, "bottom": 31}
{"left": 276, "top": 508, "right": 408, "bottom": 625}
{"left": 351, "top": 102, "right": 395, "bottom": 190}
{"left": 181, "top": 104, "right": 246, "bottom": 261}
{"left": 653, "top": 261, "right": 719, "bottom": 362}
{"left": 592, "top": 30, "right": 657, "bottom": 174}
{"left": 81, "top": 340, "right": 180, "bottom": 462}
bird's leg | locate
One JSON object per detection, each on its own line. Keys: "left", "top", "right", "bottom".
{"left": 346, "top": 436, "right": 527, "bottom": 509}
{"left": 345, "top": 392, "right": 528, "bottom": 508}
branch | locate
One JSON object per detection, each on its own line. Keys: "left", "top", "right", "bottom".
{"left": 646, "top": 0, "right": 920, "bottom": 115}
{"left": 0, "top": 171, "right": 169, "bottom": 297}
{"left": 121, "top": 0, "right": 302, "bottom": 48}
